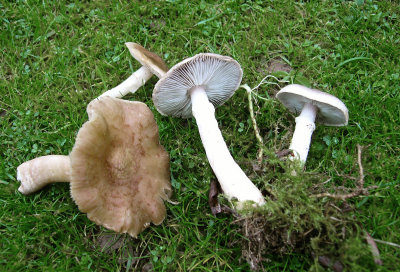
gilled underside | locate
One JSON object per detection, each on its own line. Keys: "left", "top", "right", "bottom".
{"left": 153, "top": 53, "right": 243, "bottom": 118}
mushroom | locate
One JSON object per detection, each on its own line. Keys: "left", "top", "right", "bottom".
{"left": 276, "top": 84, "right": 349, "bottom": 165}
{"left": 99, "top": 42, "right": 168, "bottom": 98}
{"left": 153, "top": 53, "right": 265, "bottom": 205}
{"left": 17, "top": 97, "right": 171, "bottom": 237}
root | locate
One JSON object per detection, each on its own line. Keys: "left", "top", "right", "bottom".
{"left": 312, "top": 145, "right": 377, "bottom": 200}
{"left": 240, "top": 76, "right": 288, "bottom": 165}
{"left": 365, "top": 231, "right": 383, "bottom": 265}
{"left": 241, "top": 84, "right": 265, "bottom": 164}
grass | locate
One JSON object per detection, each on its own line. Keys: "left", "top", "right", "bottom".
{"left": 1, "top": 0, "right": 399, "bottom": 271}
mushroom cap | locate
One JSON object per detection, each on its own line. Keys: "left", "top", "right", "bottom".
{"left": 276, "top": 84, "right": 349, "bottom": 126}
{"left": 152, "top": 53, "right": 243, "bottom": 118}
{"left": 69, "top": 97, "right": 171, "bottom": 237}
{"left": 125, "top": 42, "right": 168, "bottom": 78}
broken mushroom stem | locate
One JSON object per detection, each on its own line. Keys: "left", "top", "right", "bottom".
{"left": 99, "top": 42, "right": 168, "bottom": 99}
{"left": 99, "top": 66, "right": 153, "bottom": 98}
{"left": 17, "top": 155, "right": 70, "bottom": 194}
{"left": 190, "top": 86, "right": 265, "bottom": 206}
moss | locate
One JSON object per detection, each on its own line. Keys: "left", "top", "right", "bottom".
{"left": 233, "top": 149, "right": 375, "bottom": 271}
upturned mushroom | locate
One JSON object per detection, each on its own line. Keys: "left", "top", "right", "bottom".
{"left": 99, "top": 42, "right": 168, "bottom": 98}
{"left": 153, "top": 53, "right": 265, "bottom": 206}
{"left": 276, "top": 84, "right": 349, "bottom": 165}
{"left": 17, "top": 97, "right": 171, "bottom": 237}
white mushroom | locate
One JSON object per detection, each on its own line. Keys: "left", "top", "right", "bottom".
{"left": 153, "top": 53, "right": 265, "bottom": 205}
{"left": 276, "top": 84, "right": 349, "bottom": 165}
{"left": 99, "top": 43, "right": 168, "bottom": 98}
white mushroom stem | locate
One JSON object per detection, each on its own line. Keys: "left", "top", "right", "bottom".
{"left": 17, "top": 155, "right": 70, "bottom": 194}
{"left": 190, "top": 86, "right": 265, "bottom": 205}
{"left": 289, "top": 102, "right": 318, "bottom": 164}
{"left": 99, "top": 66, "right": 154, "bottom": 98}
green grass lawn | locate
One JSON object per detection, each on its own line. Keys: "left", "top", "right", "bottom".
{"left": 1, "top": 0, "right": 399, "bottom": 271}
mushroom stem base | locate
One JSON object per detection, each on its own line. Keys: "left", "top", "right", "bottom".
{"left": 99, "top": 66, "right": 153, "bottom": 98}
{"left": 190, "top": 86, "right": 265, "bottom": 205}
{"left": 17, "top": 155, "right": 70, "bottom": 194}
{"left": 289, "top": 102, "right": 317, "bottom": 164}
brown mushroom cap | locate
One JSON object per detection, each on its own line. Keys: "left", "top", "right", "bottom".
{"left": 125, "top": 42, "right": 168, "bottom": 78}
{"left": 69, "top": 97, "right": 171, "bottom": 237}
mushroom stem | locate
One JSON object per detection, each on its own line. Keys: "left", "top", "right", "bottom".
{"left": 17, "top": 155, "right": 70, "bottom": 194}
{"left": 190, "top": 86, "right": 265, "bottom": 205}
{"left": 99, "top": 66, "right": 153, "bottom": 98}
{"left": 289, "top": 102, "right": 317, "bottom": 164}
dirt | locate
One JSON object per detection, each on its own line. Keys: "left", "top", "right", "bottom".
{"left": 150, "top": 19, "right": 166, "bottom": 30}
{"left": 207, "top": 147, "right": 373, "bottom": 271}
{"left": 94, "top": 232, "right": 151, "bottom": 271}
{"left": 256, "top": 57, "right": 292, "bottom": 74}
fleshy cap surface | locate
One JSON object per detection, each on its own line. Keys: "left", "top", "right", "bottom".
{"left": 125, "top": 42, "right": 168, "bottom": 78}
{"left": 70, "top": 97, "right": 171, "bottom": 237}
{"left": 276, "top": 84, "right": 349, "bottom": 126}
{"left": 153, "top": 53, "right": 243, "bottom": 118}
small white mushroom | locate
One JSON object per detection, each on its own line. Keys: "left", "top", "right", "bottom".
{"left": 276, "top": 84, "right": 349, "bottom": 165}
{"left": 99, "top": 43, "right": 168, "bottom": 98}
{"left": 153, "top": 53, "right": 265, "bottom": 205}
